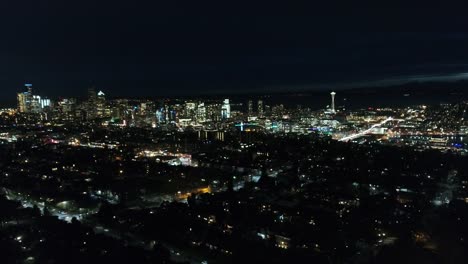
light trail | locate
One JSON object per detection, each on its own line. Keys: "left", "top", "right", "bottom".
{"left": 339, "top": 117, "right": 396, "bottom": 142}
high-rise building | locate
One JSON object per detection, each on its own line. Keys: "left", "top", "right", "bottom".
{"left": 258, "top": 99, "right": 264, "bottom": 117}
{"left": 264, "top": 105, "right": 271, "bottom": 116}
{"left": 17, "top": 93, "right": 28, "bottom": 113}
{"left": 59, "top": 98, "right": 75, "bottom": 113}
{"left": 31, "top": 95, "right": 42, "bottom": 113}
{"left": 221, "top": 99, "right": 231, "bottom": 119}
{"left": 156, "top": 107, "right": 164, "bottom": 124}
{"left": 110, "top": 99, "right": 129, "bottom": 121}
{"left": 248, "top": 100, "right": 254, "bottom": 116}
{"left": 272, "top": 104, "right": 285, "bottom": 117}
{"left": 184, "top": 102, "right": 197, "bottom": 120}
{"left": 197, "top": 102, "right": 206, "bottom": 123}
{"left": 169, "top": 108, "right": 177, "bottom": 123}
{"left": 88, "top": 87, "right": 97, "bottom": 104}
{"left": 206, "top": 103, "right": 221, "bottom": 122}
{"left": 164, "top": 104, "right": 170, "bottom": 123}
{"left": 57, "top": 98, "right": 77, "bottom": 120}
{"left": 96, "top": 91, "right": 107, "bottom": 118}
{"left": 17, "top": 84, "right": 33, "bottom": 113}
{"left": 87, "top": 87, "right": 97, "bottom": 119}
{"left": 41, "top": 98, "right": 51, "bottom": 109}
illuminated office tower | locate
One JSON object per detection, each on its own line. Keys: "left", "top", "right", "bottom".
{"left": 197, "top": 102, "right": 206, "bottom": 123}
{"left": 185, "top": 102, "right": 196, "bottom": 119}
{"left": 221, "top": 99, "right": 231, "bottom": 119}
{"left": 206, "top": 103, "right": 221, "bottom": 121}
{"left": 57, "top": 98, "right": 76, "bottom": 120}
{"left": 59, "top": 98, "right": 75, "bottom": 113}
{"left": 87, "top": 87, "right": 97, "bottom": 119}
{"left": 140, "top": 102, "right": 148, "bottom": 115}
{"left": 156, "top": 108, "right": 164, "bottom": 124}
{"left": 111, "top": 99, "right": 128, "bottom": 120}
{"left": 41, "top": 98, "right": 51, "bottom": 109}
{"left": 31, "top": 95, "right": 42, "bottom": 113}
{"left": 17, "top": 92, "right": 28, "bottom": 113}
{"left": 96, "top": 91, "right": 106, "bottom": 118}
{"left": 17, "top": 84, "right": 33, "bottom": 113}
{"left": 258, "top": 99, "right": 264, "bottom": 117}
{"left": 264, "top": 105, "right": 271, "bottom": 116}
{"left": 248, "top": 100, "right": 254, "bottom": 116}
{"left": 330, "top": 91, "right": 336, "bottom": 113}
{"left": 88, "top": 87, "right": 97, "bottom": 104}
{"left": 165, "top": 104, "right": 170, "bottom": 123}
{"left": 169, "top": 108, "right": 177, "bottom": 123}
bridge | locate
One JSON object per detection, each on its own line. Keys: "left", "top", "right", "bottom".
{"left": 339, "top": 117, "right": 401, "bottom": 142}
{"left": 235, "top": 122, "right": 267, "bottom": 131}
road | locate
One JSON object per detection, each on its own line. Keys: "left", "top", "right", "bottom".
{"left": 339, "top": 118, "right": 395, "bottom": 142}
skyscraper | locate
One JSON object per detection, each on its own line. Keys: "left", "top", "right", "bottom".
{"left": 248, "top": 100, "right": 254, "bottom": 116}
{"left": 31, "top": 95, "right": 42, "bottom": 113}
{"left": 208, "top": 103, "right": 222, "bottom": 121}
{"left": 17, "top": 92, "right": 28, "bottom": 113}
{"left": 96, "top": 90, "right": 106, "bottom": 118}
{"left": 184, "top": 102, "right": 197, "bottom": 120}
{"left": 165, "top": 104, "right": 170, "bottom": 123}
{"left": 87, "top": 87, "right": 97, "bottom": 119}
{"left": 197, "top": 102, "right": 206, "bottom": 123}
{"left": 58, "top": 98, "right": 76, "bottom": 114}
{"left": 17, "top": 84, "right": 33, "bottom": 113}
{"left": 258, "top": 99, "right": 264, "bottom": 117}
{"left": 40, "top": 98, "right": 51, "bottom": 109}
{"left": 221, "top": 99, "right": 231, "bottom": 119}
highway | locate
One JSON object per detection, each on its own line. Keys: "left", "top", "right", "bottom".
{"left": 339, "top": 117, "right": 395, "bottom": 142}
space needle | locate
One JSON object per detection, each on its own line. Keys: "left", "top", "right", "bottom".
{"left": 330, "top": 91, "right": 336, "bottom": 113}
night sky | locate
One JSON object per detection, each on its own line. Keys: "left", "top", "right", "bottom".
{"left": 1, "top": 2, "right": 468, "bottom": 100}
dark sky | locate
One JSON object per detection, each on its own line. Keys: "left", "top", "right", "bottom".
{"left": 1, "top": 2, "right": 468, "bottom": 100}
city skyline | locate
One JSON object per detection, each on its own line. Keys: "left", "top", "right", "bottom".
{"left": 2, "top": 3, "right": 468, "bottom": 263}
{"left": 2, "top": 80, "right": 468, "bottom": 263}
